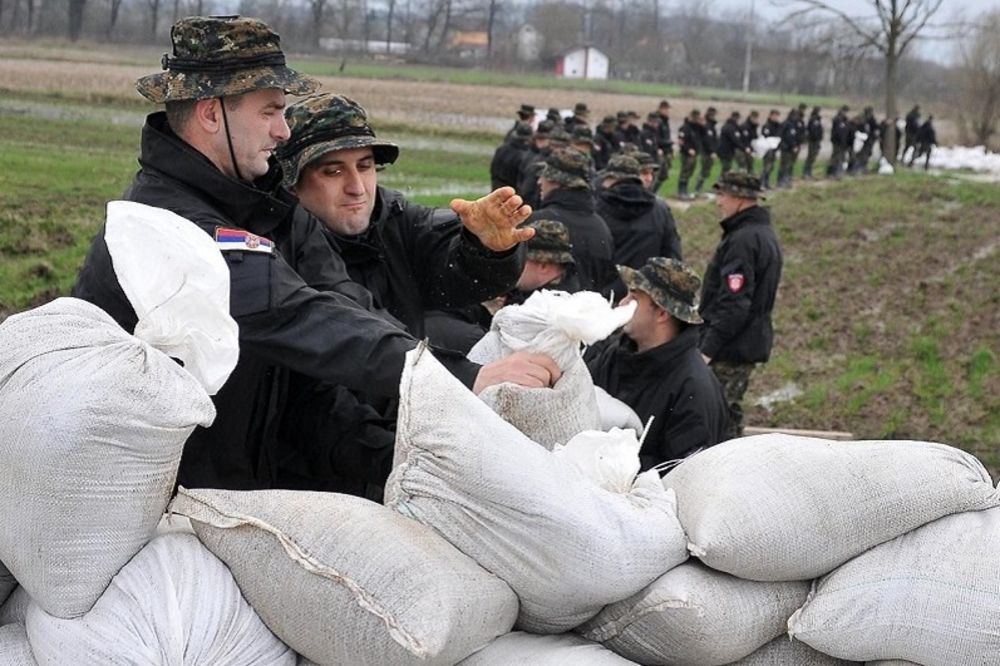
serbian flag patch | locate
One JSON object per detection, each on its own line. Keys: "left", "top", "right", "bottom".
{"left": 726, "top": 273, "right": 745, "bottom": 293}
{"left": 215, "top": 227, "right": 273, "bottom": 254}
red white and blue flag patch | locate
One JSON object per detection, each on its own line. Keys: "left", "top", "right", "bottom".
{"left": 726, "top": 273, "right": 745, "bottom": 293}
{"left": 215, "top": 227, "right": 273, "bottom": 254}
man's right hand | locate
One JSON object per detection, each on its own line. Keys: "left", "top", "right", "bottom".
{"left": 473, "top": 352, "right": 562, "bottom": 394}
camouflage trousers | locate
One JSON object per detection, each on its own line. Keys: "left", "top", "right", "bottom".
{"left": 828, "top": 145, "right": 847, "bottom": 176}
{"left": 738, "top": 150, "right": 754, "bottom": 174}
{"left": 719, "top": 155, "right": 734, "bottom": 176}
{"left": 761, "top": 150, "right": 777, "bottom": 187}
{"left": 803, "top": 140, "right": 821, "bottom": 177}
{"left": 710, "top": 360, "right": 756, "bottom": 440}
{"left": 695, "top": 153, "right": 715, "bottom": 191}
{"left": 778, "top": 149, "right": 796, "bottom": 186}
{"left": 678, "top": 152, "right": 698, "bottom": 190}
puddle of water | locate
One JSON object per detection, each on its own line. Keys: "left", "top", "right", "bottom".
{"left": 755, "top": 382, "right": 804, "bottom": 411}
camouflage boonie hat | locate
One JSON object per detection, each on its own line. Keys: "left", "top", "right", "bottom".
{"left": 618, "top": 257, "right": 703, "bottom": 324}
{"left": 538, "top": 148, "right": 591, "bottom": 190}
{"left": 525, "top": 219, "right": 574, "bottom": 265}
{"left": 514, "top": 121, "right": 534, "bottom": 138}
{"left": 548, "top": 126, "right": 571, "bottom": 146}
{"left": 136, "top": 16, "right": 318, "bottom": 104}
{"left": 636, "top": 152, "right": 660, "bottom": 171}
{"left": 598, "top": 154, "right": 642, "bottom": 183}
{"left": 277, "top": 93, "right": 399, "bottom": 188}
{"left": 713, "top": 171, "right": 764, "bottom": 200}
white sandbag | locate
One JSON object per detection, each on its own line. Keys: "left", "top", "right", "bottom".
{"left": 0, "top": 588, "right": 29, "bottom": 627}
{"left": 864, "top": 662, "right": 921, "bottom": 666}
{"left": 877, "top": 157, "right": 895, "bottom": 175}
{"left": 727, "top": 637, "right": 857, "bottom": 665}
{"left": 0, "top": 298, "right": 216, "bottom": 618}
{"left": 25, "top": 533, "right": 292, "bottom": 666}
{"left": 478, "top": 360, "right": 600, "bottom": 449}
{"left": 553, "top": 428, "right": 643, "bottom": 494}
{"left": 853, "top": 131, "right": 868, "bottom": 153}
{"left": 169, "top": 487, "right": 518, "bottom": 666}
{"left": 385, "top": 345, "right": 688, "bottom": 633}
{"left": 751, "top": 136, "right": 781, "bottom": 157}
{"left": 787, "top": 507, "right": 1000, "bottom": 665}
{"left": 578, "top": 561, "right": 810, "bottom": 665}
{"left": 0, "top": 567, "right": 13, "bottom": 608}
{"left": 0, "top": 624, "right": 36, "bottom": 666}
{"left": 663, "top": 434, "right": 1000, "bottom": 581}
{"left": 104, "top": 199, "right": 239, "bottom": 395}
{"left": 594, "top": 386, "right": 643, "bottom": 432}
{"left": 459, "top": 632, "right": 639, "bottom": 665}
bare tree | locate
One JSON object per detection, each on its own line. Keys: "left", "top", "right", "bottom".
{"left": 148, "top": 0, "right": 161, "bottom": 38}
{"left": 386, "top": 0, "right": 395, "bottom": 52}
{"left": 958, "top": 11, "right": 1000, "bottom": 146}
{"left": 308, "top": 0, "right": 327, "bottom": 49}
{"left": 106, "top": 0, "right": 123, "bottom": 39}
{"left": 68, "top": 0, "right": 86, "bottom": 39}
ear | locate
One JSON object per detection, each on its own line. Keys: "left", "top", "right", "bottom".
{"left": 192, "top": 98, "right": 223, "bottom": 134}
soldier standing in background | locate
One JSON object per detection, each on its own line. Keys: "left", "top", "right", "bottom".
{"left": 904, "top": 105, "right": 921, "bottom": 162}
{"left": 852, "top": 106, "right": 879, "bottom": 174}
{"left": 654, "top": 100, "right": 674, "bottom": 189}
{"left": 677, "top": 109, "right": 703, "bottom": 201}
{"left": 593, "top": 115, "right": 617, "bottom": 171}
{"left": 827, "top": 105, "right": 850, "bottom": 178}
{"left": 639, "top": 112, "right": 662, "bottom": 164}
{"left": 491, "top": 122, "right": 532, "bottom": 190}
{"left": 505, "top": 103, "right": 535, "bottom": 141}
{"left": 718, "top": 111, "right": 742, "bottom": 175}
{"left": 615, "top": 110, "right": 642, "bottom": 149}
{"left": 803, "top": 106, "right": 823, "bottom": 179}
{"left": 565, "top": 102, "right": 590, "bottom": 134}
{"left": 911, "top": 116, "right": 936, "bottom": 170}
{"left": 695, "top": 107, "right": 719, "bottom": 195}
{"left": 760, "top": 109, "right": 781, "bottom": 190}
{"left": 738, "top": 110, "right": 759, "bottom": 173}
{"left": 516, "top": 121, "right": 554, "bottom": 208}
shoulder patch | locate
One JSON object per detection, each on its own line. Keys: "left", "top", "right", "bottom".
{"left": 215, "top": 227, "right": 273, "bottom": 254}
{"left": 726, "top": 273, "right": 745, "bottom": 293}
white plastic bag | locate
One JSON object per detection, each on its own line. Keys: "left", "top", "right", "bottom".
{"left": 852, "top": 131, "right": 868, "bottom": 154}
{"left": 594, "top": 387, "right": 643, "bottom": 432}
{"left": 752, "top": 136, "right": 781, "bottom": 157}
{"left": 552, "top": 428, "right": 642, "bottom": 494}
{"left": 105, "top": 199, "right": 239, "bottom": 395}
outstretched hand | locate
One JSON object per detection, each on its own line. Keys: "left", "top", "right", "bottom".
{"left": 450, "top": 186, "right": 534, "bottom": 252}
{"left": 472, "top": 351, "right": 562, "bottom": 395}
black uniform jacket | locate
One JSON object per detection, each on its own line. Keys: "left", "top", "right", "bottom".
{"left": 718, "top": 119, "right": 742, "bottom": 160}
{"left": 586, "top": 328, "right": 731, "bottom": 470}
{"left": 72, "top": 112, "right": 478, "bottom": 490}
{"left": 699, "top": 204, "right": 783, "bottom": 364}
{"left": 678, "top": 119, "right": 703, "bottom": 155}
{"left": 528, "top": 187, "right": 615, "bottom": 294}
{"left": 490, "top": 137, "right": 529, "bottom": 190}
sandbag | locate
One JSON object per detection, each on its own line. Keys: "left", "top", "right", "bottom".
{"left": 787, "top": 508, "right": 1000, "bottom": 665}
{"left": 458, "top": 632, "right": 639, "bottom": 665}
{"left": 594, "top": 386, "right": 644, "bottom": 433}
{"left": 578, "top": 561, "right": 810, "bottom": 665}
{"left": 25, "top": 533, "right": 292, "bottom": 666}
{"left": 0, "top": 588, "right": 29, "bottom": 627}
{"left": 0, "top": 567, "right": 13, "bottom": 607}
{"left": 0, "top": 298, "right": 216, "bottom": 618}
{"left": 663, "top": 434, "right": 999, "bottom": 581}
{"left": 169, "top": 487, "right": 518, "bottom": 666}
{"left": 0, "top": 624, "right": 36, "bottom": 666}
{"left": 727, "top": 637, "right": 858, "bottom": 665}
{"left": 385, "top": 345, "right": 688, "bottom": 633}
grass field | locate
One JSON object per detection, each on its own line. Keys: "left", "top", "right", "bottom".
{"left": 1, "top": 49, "right": 997, "bottom": 477}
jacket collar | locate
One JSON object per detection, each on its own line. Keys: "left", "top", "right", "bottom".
{"left": 539, "top": 187, "right": 594, "bottom": 213}
{"left": 720, "top": 203, "right": 768, "bottom": 235}
{"left": 615, "top": 326, "right": 699, "bottom": 376}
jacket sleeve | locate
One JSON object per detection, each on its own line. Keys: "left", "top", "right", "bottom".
{"left": 657, "top": 380, "right": 715, "bottom": 461}
{"left": 658, "top": 203, "right": 683, "bottom": 261}
{"left": 699, "top": 236, "right": 756, "bottom": 360}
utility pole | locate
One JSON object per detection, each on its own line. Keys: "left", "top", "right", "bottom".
{"left": 742, "top": 0, "right": 754, "bottom": 92}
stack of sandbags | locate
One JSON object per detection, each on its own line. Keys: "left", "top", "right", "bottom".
{"left": 169, "top": 487, "right": 518, "bottom": 666}
{"left": 23, "top": 533, "right": 293, "bottom": 665}
{"left": 458, "top": 632, "right": 639, "bottom": 665}
{"left": 788, "top": 507, "right": 1000, "bottom": 664}
{"left": 469, "top": 290, "right": 637, "bottom": 447}
{"left": 0, "top": 567, "right": 13, "bottom": 608}
{"left": 0, "top": 624, "right": 36, "bottom": 666}
{"left": 0, "top": 298, "right": 216, "bottom": 619}
{"left": 385, "top": 345, "right": 688, "bottom": 633}
{"left": 728, "top": 637, "right": 859, "bottom": 665}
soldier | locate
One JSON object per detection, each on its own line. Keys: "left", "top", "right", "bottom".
{"left": 593, "top": 115, "right": 618, "bottom": 171}
{"left": 565, "top": 101, "right": 591, "bottom": 133}
{"left": 677, "top": 109, "right": 703, "bottom": 201}
{"left": 635, "top": 152, "right": 661, "bottom": 191}
{"left": 654, "top": 99, "right": 674, "bottom": 190}
{"left": 738, "top": 110, "right": 759, "bottom": 173}
{"left": 904, "top": 104, "right": 921, "bottom": 162}
{"left": 695, "top": 106, "right": 719, "bottom": 195}
{"left": 828, "top": 105, "right": 850, "bottom": 178}
{"left": 700, "top": 172, "right": 783, "bottom": 439}
{"left": 517, "top": 122, "right": 563, "bottom": 208}
{"left": 760, "top": 109, "right": 782, "bottom": 189}
{"left": 718, "top": 110, "right": 743, "bottom": 175}
{"left": 614, "top": 110, "right": 641, "bottom": 149}
{"left": 491, "top": 121, "right": 532, "bottom": 189}
{"left": 71, "top": 16, "right": 558, "bottom": 493}
{"left": 803, "top": 106, "right": 823, "bottom": 179}
{"left": 546, "top": 107, "right": 563, "bottom": 124}
{"left": 776, "top": 107, "right": 802, "bottom": 188}
{"left": 504, "top": 103, "right": 535, "bottom": 141}
{"left": 639, "top": 112, "right": 661, "bottom": 165}
{"left": 852, "top": 106, "right": 879, "bottom": 174}
{"left": 586, "top": 258, "right": 731, "bottom": 468}
{"left": 911, "top": 116, "right": 936, "bottom": 170}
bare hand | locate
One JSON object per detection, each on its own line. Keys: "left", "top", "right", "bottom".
{"left": 450, "top": 187, "right": 534, "bottom": 252}
{"left": 472, "top": 352, "right": 562, "bottom": 394}
{"left": 701, "top": 353, "right": 712, "bottom": 365}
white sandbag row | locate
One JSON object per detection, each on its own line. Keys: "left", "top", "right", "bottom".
{"left": 0, "top": 624, "right": 36, "bottom": 666}
{"left": 727, "top": 637, "right": 858, "bottom": 665}
{"left": 169, "top": 487, "right": 518, "bottom": 666}
{"left": 0, "top": 298, "right": 217, "bottom": 619}
{"left": 0, "top": 567, "right": 13, "bottom": 608}
{"left": 459, "top": 632, "right": 639, "bottom": 665}
{"left": 23, "top": 533, "right": 292, "bottom": 666}
{"left": 663, "top": 434, "right": 1000, "bottom": 581}
{"left": 0, "top": 588, "right": 28, "bottom": 626}
{"left": 385, "top": 344, "right": 688, "bottom": 633}
{"left": 577, "top": 561, "right": 810, "bottom": 665}
{"left": 788, "top": 507, "right": 1000, "bottom": 665}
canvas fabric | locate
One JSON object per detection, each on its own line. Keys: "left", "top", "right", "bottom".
{"left": 662, "top": 434, "right": 1000, "bottom": 581}
{"left": 458, "top": 632, "right": 638, "bottom": 666}
{"left": 0, "top": 624, "right": 36, "bottom": 666}
{"left": 727, "top": 637, "right": 858, "bottom": 665}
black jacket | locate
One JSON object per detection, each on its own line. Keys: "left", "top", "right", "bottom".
{"left": 593, "top": 128, "right": 617, "bottom": 171}
{"left": 678, "top": 119, "right": 703, "bottom": 155}
{"left": 699, "top": 204, "right": 783, "bottom": 364}
{"left": 516, "top": 145, "right": 549, "bottom": 208}
{"left": 738, "top": 120, "right": 758, "bottom": 150}
{"left": 639, "top": 125, "right": 660, "bottom": 159}
{"left": 586, "top": 328, "right": 730, "bottom": 469}
{"left": 325, "top": 186, "right": 522, "bottom": 339}
{"left": 831, "top": 112, "right": 850, "bottom": 148}
{"left": 916, "top": 120, "right": 936, "bottom": 147}
{"left": 761, "top": 119, "right": 781, "bottom": 142}
{"left": 779, "top": 115, "right": 801, "bottom": 152}
{"left": 655, "top": 113, "right": 673, "bottom": 153}
{"left": 71, "top": 112, "right": 478, "bottom": 490}
{"left": 702, "top": 119, "right": 719, "bottom": 155}
{"left": 490, "top": 136, "right": 530, "bottom": 190}
{"left": 529, "top": 187, "right": 615, "bottom": 294}
{"left": 807, "top": 114, "right": 823, "bottom": 143}
{"left": 718, "top": 119, "right": 742, "bottom": 160}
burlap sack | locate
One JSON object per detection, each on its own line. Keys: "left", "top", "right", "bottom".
{"left": 0, "top": 588, "right": 28, "bottom": 627}
{"left": 25, "top": 533, "right": 292, "bottom": 666}
{"left": 578, "top": 561, "right": 810, "bottom": 665}
{"left": 728, "top": 637, "right": 859, "bottom": 665}
{"left": 458, "top": 632, "right": 639, "bottom": 665}
{"left": 0, "top": 624, "right": 36, "bottom": 666}
{"left": 170, "top": 487, "right": 518, "bottom": 666}
{"left": 788, "top": 507, "right": 1000, "bottom": 664}
{"left": 0, "top": 298, "right": 215, "bottom": 618}
{"left": 0, "top": 567, "right": 13, "bottom": 608}
{"left": 663, "top": 434, "right": 999, "bottom": 581}
{"left": 385, "top": 345, "right": 688, "bottom": 633}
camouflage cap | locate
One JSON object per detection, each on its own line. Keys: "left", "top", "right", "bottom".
{"left": 136, "top": 16, "right": 319, "bottom": 104}
{"left": 538, "top": 148, "right": 591, "bottom": 190}
{"left": 514, "top": 121, "right": 534, "bottom": 138}
{"left": 635, "top": 152, "right": 660, "bottom": 170}
{"left": 598, "top": 153, "right": 642, "bottom": 183}
{"left": 518, "top": 103, "right": 535, "bottom": 116}
{"left": 713, "top": 171, "right": 764, "bottom": 200}
{"left": 573, "top": 102, "right": 590, "bottom": 115}
{"left": 548, "top": 126, "right": 571, "bottom": 146}
{"left": 525, "top": 219, "right": 574, "bottom": 265}
{"left": 618, "top": 257, "right": 703, "bottom": 324}
{"left": 277, "top": 93, "right": 399, "bottom": 188}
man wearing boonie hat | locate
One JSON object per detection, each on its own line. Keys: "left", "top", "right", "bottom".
{"left": 72, "top": 16, "right": 560, "bottom": 495}
{"left": 565, "top": 101, "right": 590, "bottom": 133}
{"left": 654, "top": 100, "right": 674, "bottom": 189}
{"left": 593, "top": 115, "right": 618, "bottom": 171}
{"left": 492, "top": 121, "right": 533, "bottom": 190}
{"left": 676, "top": 108, "right": 704, "bottom": 200}
{"left": 699, "top": 171, "right": 783, "bottom": 439}
{"left": 526, "top": 148, "right": 615, "bottom": 294}
{"left": 586, "top": 257, "right": 730, "bottom": 468}
{"left": 505, "top": 103, "right": 536, "bottom": 141}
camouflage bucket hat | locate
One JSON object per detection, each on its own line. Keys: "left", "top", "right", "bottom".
{"left": 137, "top": 16, "right": 318, "bottom": 104}
{"left": 713, "top": 171, "right": 764, "bottom": 200}
{"left": 618, "top": 257, "right": 703, "bottom": 324}
{"left": 538, "top": 148, "right": 591, "bottom": 190}
{"left": 598, "top": 153, "right": 642, "bottom": 183}
{"left": 525, "top": 219, "right": 574, "bottom": 265}
{"left": 277, "top": 93, "right": 399, "bottom": 188}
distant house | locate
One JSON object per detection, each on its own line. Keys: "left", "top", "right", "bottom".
{"left": 556, "top": 46, "right": 609, "bottom": 80}
{"left": 450, "top": 30, "right": 489, "bottom": 59}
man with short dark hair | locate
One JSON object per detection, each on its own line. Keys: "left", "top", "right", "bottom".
{"left": 718, "top": 111, "right": 742, "bottom": 175}
{"left": 803, "top": 106, "right": 823, "bottom": 179}
{"left": 654, "top": 99, "right": 674, "bottom": 189}
{"left": 504, "top": 103, "right": 535, "bottom": 141}
{"left": 565, "top": 101, "right": 590, "bottom": 133}
{"left": 695, "top": 106, "right": 719, "bottom": 195}
{"left": 677, "top": 109, "right": 703, "bottom": 201}
{"left": 491, "top": 121, "right": 532, "bottom": 189}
